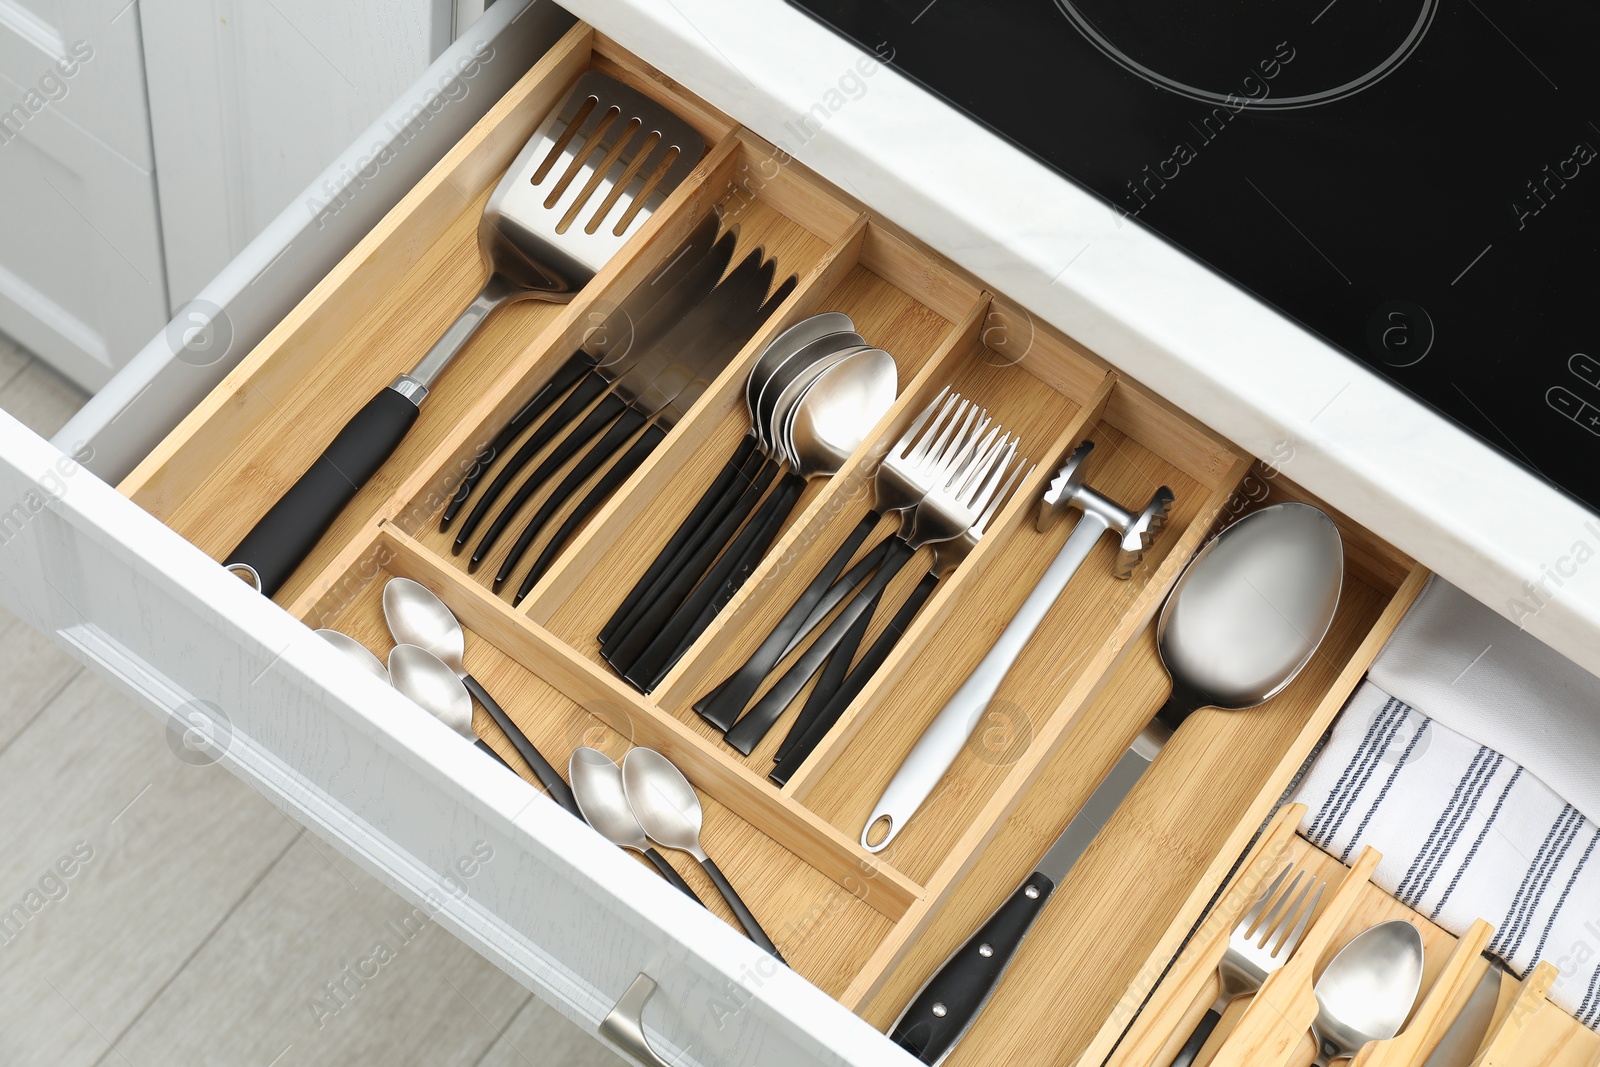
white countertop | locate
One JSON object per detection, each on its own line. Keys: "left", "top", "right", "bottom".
{"left": 563, "top": 0, "right": 1600, "bottom": 678}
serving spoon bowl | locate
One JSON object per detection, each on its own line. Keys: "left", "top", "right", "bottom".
{"left": 1311, "top": 919, "right": 1425, "bottom": 1065}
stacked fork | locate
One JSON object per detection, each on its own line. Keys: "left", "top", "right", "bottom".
{"left": 1170, "top": 861, "right": 1327, "bottom": 1067}
{"left": 699, "top": 389, "right": 1030, "bottom": 768}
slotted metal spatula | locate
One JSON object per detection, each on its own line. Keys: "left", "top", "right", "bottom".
{"left": 224, "top": 71, "right": 705, "bottom": 596}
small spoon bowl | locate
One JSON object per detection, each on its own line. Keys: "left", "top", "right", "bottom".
{"left": 746, "top": 313, "right": 856, "bottom": 417}
{"left": 315, "top": 629, "right": 389, "bottom": 684}
{"left": 387, "top": 643, "right": 475, "bottom": 739}
{"left": 570, "top": 747, "right": 650, "bottom": 852}
{"left": 783, "top": 347, "right": 897, "bottom": 476}
{"left": 1312, "top": 919, "right": 1425, "bottom": 1065}
{"left": 621, "top": 748, "right": 708, "bottom": 861}
{"left": 383, "top": 577, "right": 466, "bottom": 673}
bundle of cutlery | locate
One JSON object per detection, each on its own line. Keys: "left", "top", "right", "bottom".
{"left": 689, "top": 389, "right": 1031, "bottom": 780}
{"left": 442, "top": 218, "right": 797, "bottom": 601}
{"left": 225, "top": 72, "right": 706, "bottom": 596}
{"left": 598, "top": 313, "right": 899, "bottom": 691}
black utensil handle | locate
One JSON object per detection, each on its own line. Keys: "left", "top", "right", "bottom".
{"left": 633, "top": 469, "right": 804, "bottom": 690}
{"left": 474, "top": 738, "right": 515, "bottom": 772}
{"left": 600, "top": 437, "right": 760, "bottom": 646}
{"left": 642, "top": 847, "right": 706, "bottom": 906}
{"left": 516, "top": 422, "right": 669, "bottom": 605}
{"left": 696, "top": 511, "right": 880, "bottom": 732}
{"left": 890, "top": 870, "right": 1057, "bottom": 1064}
{"left": 225, "top": 386, "right": 419, "bottom": 597}
{"left": 724, "top": 538, "right": 915, "bottom": 755}
{"left": 604, "top": 457, "right": 778, "bottom": 680}
{"left": 783, "top": 581, "right": 876, "bottom": 757}
{"left": 454, "top": 370, "right": 611, "bottom": 550}
{"left": 471, "top": 391, "right": 629, "bottom": 568}
{"left": 701, "top": 856, "right": 784, "bottom": 961}
{"left": 443, "top": 350, "right": 592, "bottom": 528}
{"left": 461, "top": 673, "right": 579, "bottom": 817}
{"left": 772, "top": 570, "right": 937, "bottom": 776}
{"left": 494, "top": 406, "right": 649, "bottom": 589}
{"left": 1169, "top": 1009, "right": 1222, "bottom": 1067}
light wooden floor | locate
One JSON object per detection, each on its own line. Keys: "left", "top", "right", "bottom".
{"left": 0, "top": 334, "right": 623, "bottom": 1067}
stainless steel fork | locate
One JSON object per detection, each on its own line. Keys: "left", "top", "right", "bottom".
{"left": 770, "top": 451, "right": 1032, "bottom": 777}
{"left": 1169, "top": 861, "right": 1327, "bottom": 1067}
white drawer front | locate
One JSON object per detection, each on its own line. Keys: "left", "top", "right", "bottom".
{"left": 0, "top": 418, "right": 903, "bottom": 1066}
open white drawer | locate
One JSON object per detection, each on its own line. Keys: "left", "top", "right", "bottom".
{"left": 8, "top": 5, "right": 1599, "bottom": 1067}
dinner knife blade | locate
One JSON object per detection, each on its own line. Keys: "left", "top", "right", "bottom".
{"left": 1421, "top": 961, "right": 1502, "bottom": 1067}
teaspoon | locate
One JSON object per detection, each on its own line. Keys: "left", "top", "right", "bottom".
{"left": 569, "top": 748, "right": 706, "bottom": 905}
{"left": 1311, "top": 920, "right": 1425, "bottom": 1064}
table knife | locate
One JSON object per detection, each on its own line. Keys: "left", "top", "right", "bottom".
{"left": 1421, "top": 960, "right": 1502, "bottom": 1067}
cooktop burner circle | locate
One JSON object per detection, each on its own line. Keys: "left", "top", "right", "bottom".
{"left": 1050, "top": 0, "right": 1439, "bottom": 110}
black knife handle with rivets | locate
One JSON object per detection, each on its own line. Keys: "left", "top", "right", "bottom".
{"left": 890, "top": 870, "right": 1057, "bottom": 1064}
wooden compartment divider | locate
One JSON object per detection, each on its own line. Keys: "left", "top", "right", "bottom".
{"left": 116, "top": 22, "right": 1600, "bottom": 1067}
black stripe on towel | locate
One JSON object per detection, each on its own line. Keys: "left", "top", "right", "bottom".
{"left": 1410, "top": 750, "right": 1501, "bottom": 910}
{"left": 1503, "top": 805, "right": 1583, "bottom": 965}
{"left": 1434, "top": 766, "right": 1521, "bottom": 922}
{"left": 1309, "top": 697, "right": 1402, "bottom": 844}
{"left": 1341, "top": 717, "right": 1431, "bottom": 866}
{"left": 1321, "top": 701, "right": 1410, "bottom": 851}
{"left": 1529, "top": 825, "right": 1600, "bottom": 976}
{"left": 1398, "top": 745, "right": 1490, "bottom": 907}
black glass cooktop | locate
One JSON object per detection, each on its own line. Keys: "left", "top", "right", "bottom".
{"left": 787, "top": 0, "right": 1600, "bottom": 514}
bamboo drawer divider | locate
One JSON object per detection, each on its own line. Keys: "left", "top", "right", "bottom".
{"left": 117, "top": 22, "right": 1600, "bottom": 1067}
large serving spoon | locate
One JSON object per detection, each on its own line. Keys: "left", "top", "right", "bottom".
{"left": 1311, "top": 920, "right": 1425, "bottom": 1065}
{"left": 621, "top": 747, "right": 785, "bottom": 961}
{"left": 383, "top": 577, "right": 579, "bottom": 815}
{"left": 387, "top": 643, "right": 515, "bottom": 770}
{"left": 886, "top": 501, "right": 1345, "bottom": 1064}
{"left": 569, "top": 747, "right": 706, "bottom": 905}
{"left": 619, "top": 345, "right": 898, "bottom": 690}
{"left": 317, "top": 628, "right": 512, "bottom": 771}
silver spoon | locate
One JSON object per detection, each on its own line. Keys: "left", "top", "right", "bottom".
{"left": 621, "top": 748, "right": 785, "bottom": 961}
{"left": 1311, "top": 920, "right": 1425, "bottom": 1065}
{"left": 386, "top": 643, "right": 514, "bottom": 770}
{"left": 568, "top": 748, "right": 707, "bottom": 906}
{"left": 315, "top": 628, "right": 388, "bottom": 683}
{"left": 382, "top": 577, "right": 579, "bottom": 815}
{"left": 885, "top": 501, "right": 1345, "bottom": 1064}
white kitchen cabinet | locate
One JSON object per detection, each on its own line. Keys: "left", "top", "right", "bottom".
{"left": 0, "top": 0, "right": 166, "bottom": 390}
{"left": 4, "top": 3, "right": 1598, "bottom": 1066}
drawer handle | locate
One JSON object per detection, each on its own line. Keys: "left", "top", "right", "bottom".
{"left": 599, "top": 973, "right": 672, "bottom": 1067}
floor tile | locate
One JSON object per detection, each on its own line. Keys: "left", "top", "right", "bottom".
{"left": 0, "top": 674, "right": 300, "bottom": 1067}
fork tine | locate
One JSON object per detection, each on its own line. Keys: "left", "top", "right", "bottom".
{"left": 972, "top": 455, "right": 1029, "bottom": 537}
{"left": 1237, "top": 864, "right": 1293, "bottom": 936}
{"left": 1279, "top": 879, "right": 1324, "bottom": 959}
{"left": 925, "top": 398, "right": 976, "bottom": 472}
{"left": 913, "top": 393, "right": 966, "bottom": 468}
{"left": 896, "top": 387, "right": 953, "bottom": 462}
{"left": 939, "top": 411, "right": 994, "bottom": 483}
{"left": 1264, "top": 874, "right": 1315, "bottom": 956}
{"left": 946, "top": 425, "right": 1001, "bottom": 492}
{"left": 965, "top": 434, "right": 1017, "bottom": 510}
{"left": 1250, "top": 869, "right": 1304, "bottom": 944}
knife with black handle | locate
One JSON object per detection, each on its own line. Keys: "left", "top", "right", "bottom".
{"left": 889, "top": 741, "right": 1157, "bottom": 1064}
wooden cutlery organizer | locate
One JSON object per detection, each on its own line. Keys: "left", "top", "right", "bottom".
{"left": 116, "top": 23, "right": 1598, "bottom": 1067}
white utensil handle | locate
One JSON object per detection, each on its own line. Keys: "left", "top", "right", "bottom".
{"left": 860, "top": 513, "right": 1110, "bottom": 853}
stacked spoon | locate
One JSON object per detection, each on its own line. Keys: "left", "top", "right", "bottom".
{"left": 600, "top": 313, "right": 899, "bottom": 692}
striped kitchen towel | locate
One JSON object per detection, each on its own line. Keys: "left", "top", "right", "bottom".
{"left": 1295, "top": 679, "right": 1600, "bottom": 1028}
